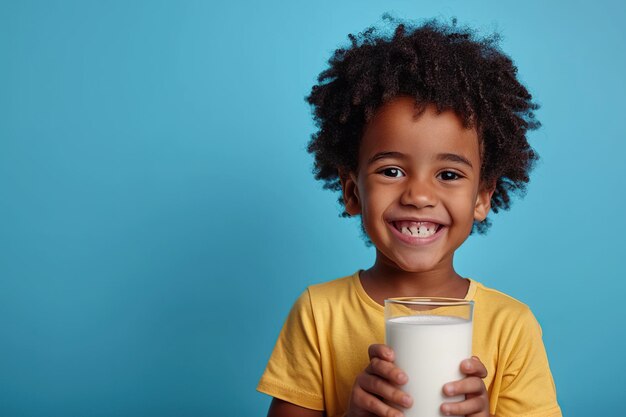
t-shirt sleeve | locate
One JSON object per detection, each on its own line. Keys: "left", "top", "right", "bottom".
{"left": 257, "top": 289, "right": 324, "bottom": 411}
{"left": 495, "top": 307, "right": 562, "bottom": 417}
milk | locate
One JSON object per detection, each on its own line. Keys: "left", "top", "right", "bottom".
{"left": 385, "top": 315, "right": 473, "bottom": 417}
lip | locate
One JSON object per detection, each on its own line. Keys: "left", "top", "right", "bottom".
{"left": 386, "top": 219, "right": 447, "bottom": 246}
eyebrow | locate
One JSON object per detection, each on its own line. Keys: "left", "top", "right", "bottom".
{"left": 367, "top": 151, "right": 473, "bottom": 168}
{"left": 367, "top": 151, "right": 405, "bottom": 165}
{"left": 437, "top": 153, "right": 474, "bottom": 168}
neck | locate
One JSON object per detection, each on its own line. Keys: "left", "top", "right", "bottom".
{"left": 360, "top": 252, "right": 469, "bottom": 305}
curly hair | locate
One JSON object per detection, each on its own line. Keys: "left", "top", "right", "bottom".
{"left": 305, "top": 16, "right": 540, "bottom": 233}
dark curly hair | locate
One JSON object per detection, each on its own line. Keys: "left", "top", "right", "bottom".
{"left": 306, "top": 15, "right": 540, "bottom": 233}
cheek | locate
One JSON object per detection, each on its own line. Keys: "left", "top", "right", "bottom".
{"left": 451, "top": 192, "right": 479, "bottom": 221}
{"left": 360, "top": 195, "right": 378, "bottom": 224}
{"left": 359, "top": 192, "right": 387, "bottom": 230}
{"left": 361, "top": 184, "right": 391, "bottom": 213}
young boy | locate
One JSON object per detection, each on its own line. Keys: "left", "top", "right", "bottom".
{"left": 258, "top": 17, "right": 561, "bottom": 417}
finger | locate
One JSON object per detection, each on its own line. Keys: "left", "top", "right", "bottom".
{"left": 367, "top": 357, "right": 408, "bottom": 385}
{"left": 368, "top": 344, "right": 395, "bottom": 362}
{"left": 357, "top": 372, "right": 413, "bottom": 409}
{"left": 441, "top": 395, "right": 489, "bottom": 416}
{"left": 460, "top": 357, "right": 488, "bottom": 378}
{"left": 442, "top": 376, "right": 485, "bottom": 397}
{"left": 352, "top": 383, "right": 406, "bottom": 417}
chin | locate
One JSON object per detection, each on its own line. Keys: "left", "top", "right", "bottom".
{"left": 391, "top": 257, "right": 441, "bottom": 273}
{"left": 401, "top": 265, "right": 439, "bottom": 274}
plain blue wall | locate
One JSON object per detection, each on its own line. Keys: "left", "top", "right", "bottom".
{"left": 1, "top": 0, "right": 625, "bottom": 416}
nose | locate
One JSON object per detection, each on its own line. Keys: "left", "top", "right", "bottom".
{"left": 399, "top": 175, "right": 438, "bottom": 208}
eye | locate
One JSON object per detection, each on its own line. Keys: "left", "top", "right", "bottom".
{"left": 379, "top": 167, "right": 405, "bottom": 178}
{"left": 439, "top": 171, "right": 461, "bottom": 181}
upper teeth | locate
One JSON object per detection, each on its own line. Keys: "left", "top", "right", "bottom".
{"left": 398, "top": 222, "right": 439, "bottom": 238}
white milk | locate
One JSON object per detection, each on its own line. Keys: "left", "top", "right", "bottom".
{"left": 385, "top": 315, "right": 473, "bottom": 417}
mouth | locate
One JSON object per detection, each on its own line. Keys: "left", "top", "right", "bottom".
{"left": 390, "top": 220, "right": 444, "bottom": 239}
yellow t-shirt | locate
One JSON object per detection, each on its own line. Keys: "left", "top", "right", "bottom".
{"left": 257, "top": 272, "right": 561, "bottom": 417}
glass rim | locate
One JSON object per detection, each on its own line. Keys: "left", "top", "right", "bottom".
{"left": 384, "top": 297, "right": 473, "bottom": 306}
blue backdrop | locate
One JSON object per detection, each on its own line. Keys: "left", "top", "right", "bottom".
{"left": 1, "top": 0, "right": 624, "bottom": 416}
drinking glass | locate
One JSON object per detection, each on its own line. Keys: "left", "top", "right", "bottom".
{"left": 384, "top": 297, "right": 474, "bottom": 417}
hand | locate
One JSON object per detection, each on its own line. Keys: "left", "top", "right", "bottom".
{"left": 440, "top": 356, "right": 492, "bottom": 417}
{"left": 346, "top": 344, "right": 413, "bottom": 417}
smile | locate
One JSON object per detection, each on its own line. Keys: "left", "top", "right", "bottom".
{"left": 388, "top": 220, "right": 446, "bottom": 244}
{"left": 393, "top": 221, "right": 441, "bottom": 237}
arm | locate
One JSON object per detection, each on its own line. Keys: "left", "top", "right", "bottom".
{"left": 267, "top": 398, "right": 324, "bottom": 417}
{"left": 494, "top": 308, "right": 561, "bottom": 416}
{"left": 266, "top": 344, "right": 410, "bottom": 417}
{"left": 258, "top": 291, "right": 325, "bottom": 413}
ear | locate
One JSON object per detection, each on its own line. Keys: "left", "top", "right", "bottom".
{"left": 474, "top": 183, "right": 495, "bottom": 222}
{"left": 339, "top": 171, "right": 362, "bottom": 216}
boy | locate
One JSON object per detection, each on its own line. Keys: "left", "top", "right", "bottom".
{"left": 258, "top": 17, "right": 561, "bottom": 417}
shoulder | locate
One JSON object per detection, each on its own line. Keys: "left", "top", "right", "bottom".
{"left": 288, "top": 272, "right": 359, "bottom": 311}
{"left": 306, "top": 273, "right": 357, "bottom": 299}
{"left": 471, "top": 280, "right": 531, "bottom": 312}
{"left": 295, "top": 271, "right": 365, "bottom": 322}
{"left": 470, "top": 280, "right": 540, "bottom": 331}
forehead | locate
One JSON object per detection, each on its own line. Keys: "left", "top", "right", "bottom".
{"left": 360, "top": 97, "right": 480, "bottom": 160}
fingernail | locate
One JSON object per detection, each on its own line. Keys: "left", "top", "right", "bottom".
{"left": 402, "top": 395, "right": 412, "bottom": 407}
{"left": 444, "top": 383, "right": 455, "bottom": 395}
{"left": 464, "top": 359, "right": 473, "bottom": 370}
{"left": 441, "top": 404, "right": 451, "bottom": 415}
{"left": 397, "top": 372, "right": 408, "bottom": 383}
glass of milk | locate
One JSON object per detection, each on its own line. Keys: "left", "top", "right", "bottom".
{"left": 384, "top": 297, "right": 473, "bottom": 417}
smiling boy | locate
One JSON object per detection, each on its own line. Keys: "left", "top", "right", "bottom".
{"left": 258, "top": 17, "right": 561, "bottom": 417}
{"left": 345, "top": 99, "right": 491, "bottom": 290}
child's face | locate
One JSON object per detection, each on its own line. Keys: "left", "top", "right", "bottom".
{"left": 341, "top": 96, "right": 493, "bottom": 273}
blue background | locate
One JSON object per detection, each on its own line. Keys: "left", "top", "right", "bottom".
{"left": 1, "top": 0, "right": 624, "bottom": 416}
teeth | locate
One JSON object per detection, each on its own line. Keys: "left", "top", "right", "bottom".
{"left": 397, "top": 221, "right": 439, "bottom": 238}
{"left": 418, "top": 225, "right": 433, "bottom": 236}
